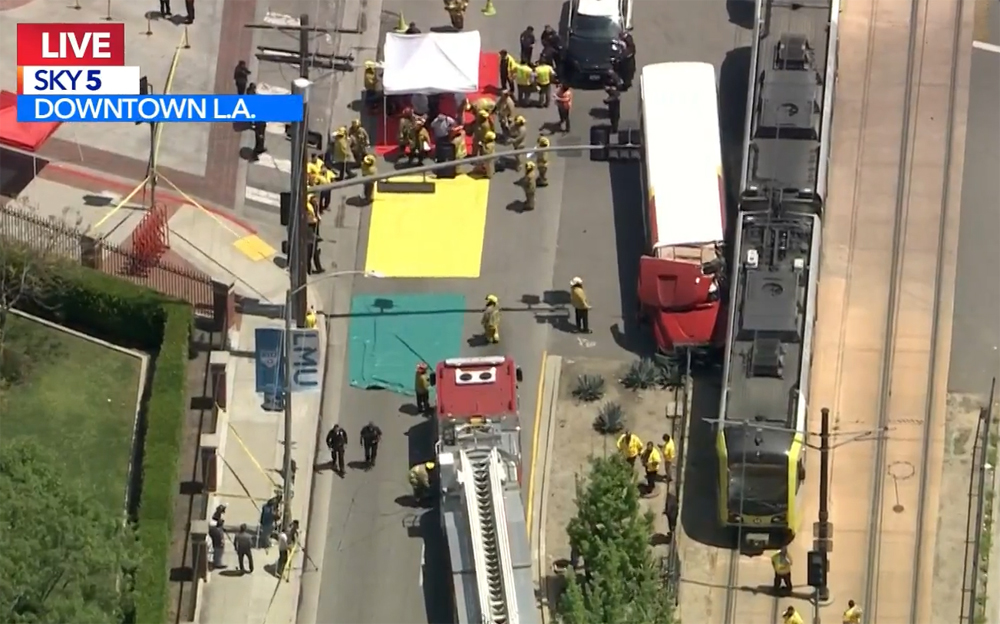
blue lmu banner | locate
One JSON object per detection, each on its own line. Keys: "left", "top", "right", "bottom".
{"left": 254, "top": 327, "right": 285, "bottom": 395}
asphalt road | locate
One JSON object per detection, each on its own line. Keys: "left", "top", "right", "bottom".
{"left": 948, "top": 4, "right": 1000, "bottom": 395}
{"left": 306, "top": 1, "right": 754, "bottom": 622}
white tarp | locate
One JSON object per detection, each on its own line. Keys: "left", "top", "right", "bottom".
{"left": 382, "top": 31, "right": 481, "bottom": 95}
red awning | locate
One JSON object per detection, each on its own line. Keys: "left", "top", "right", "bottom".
{"left": 0, "top": 91, "right": 62, "bottom": 152}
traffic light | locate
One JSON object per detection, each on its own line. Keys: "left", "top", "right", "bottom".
{"left": 806, "top": 550, "right": 827, "bottom": 589}
{"left": 135, "top": 76, "right": 150, "bottom": 125}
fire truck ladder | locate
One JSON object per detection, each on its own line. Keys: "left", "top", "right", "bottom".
{"left": 459, "top": 447, "right": 520, "bottom": 624}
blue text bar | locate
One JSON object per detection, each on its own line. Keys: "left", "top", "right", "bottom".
{"left": 17, "top": 95, "right": 305, "bottom": 123}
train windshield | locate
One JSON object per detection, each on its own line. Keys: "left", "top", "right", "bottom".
{"left": 728, "top": 463, "right": 788, "bottom": 514}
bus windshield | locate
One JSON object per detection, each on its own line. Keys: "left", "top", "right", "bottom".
{"left": 728, "top": 463, "right": 788, "bottom": 514}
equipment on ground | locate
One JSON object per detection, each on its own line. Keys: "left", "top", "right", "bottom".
{"left": 433, "top": 355, "right": 535, "bottom": 624}
{"left": 636, "top": 62, "right": 726, "bottom": 353}
{"left": 715, "top": 0, "right": 839, "bottom": 547}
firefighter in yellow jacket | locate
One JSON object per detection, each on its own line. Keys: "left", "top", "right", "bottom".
{"left": 331, "top": 127, "right": 353, "bottom": 180}
{"left": 482, "top": 294, "right": 501, "bottom": 344}
{"left": 616, "top": 430, "right": 643, "bottom": 467}
{"left": 409, "top": 461, "right": 435, "bottom": 499}
{"left": 570, "top": 276, "right": 592, "bottom": 333}
{"left": 521, "top": 161, "right": 537, "bottom": 211}
{"left": 348, "top": 119, "right": 370, "bottom": 164}
{"left": 641, "top": 441, "right": 662, "bottom": 493}
{"left": 495, "top": 89, "right": 515, "bottom": 137}
{"left": 444, "top": 0, "right": 467, "bottom": 29}
{"left": 451, "top": 127, "right": 467, "bottom": 173}
{"left": 508, "top": 115, "right": 527, "bottom": 171}
{"left": 360, "top": 154, "right": 377, "bottom": 204}
{"left": 414, "top": 363, "right": 432, "bottom": 413}
{"left": 479, "top": 131, "right": 497, "bottom": 179}
{"left": 536, "top": 136, "right": 550, "bottom": 186}
{"left": 772, "top": 548, "right": 793, "bottom": 594}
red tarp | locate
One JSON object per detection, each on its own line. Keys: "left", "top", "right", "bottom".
{"left": 0, "top": 91, "right": 62, "bottom": 152}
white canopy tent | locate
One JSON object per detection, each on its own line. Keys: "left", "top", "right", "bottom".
{"left": 382, "top": 31, "right": 482, "bottom": 95}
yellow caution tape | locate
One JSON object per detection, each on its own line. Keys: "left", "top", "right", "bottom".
{"left": 226, "top": 421, "right": 280, "bottom": 489}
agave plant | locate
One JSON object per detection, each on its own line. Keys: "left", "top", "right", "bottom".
{"left": 593, "top": 401, "right": 627, "bottom": 435}
{"left": 620, "top": 357, "right": 662, "bottom": 390}
{"left": 572, "top": 373, "right": 606, "bottom": 402}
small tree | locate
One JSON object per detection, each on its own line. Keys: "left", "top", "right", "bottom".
{"left": 560, "top": 456, "right": 675, "bottom": 624}
{"left": 0, "top": 440, "right": 139, "bottom": 623}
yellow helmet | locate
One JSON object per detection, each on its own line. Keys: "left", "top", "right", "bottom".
{"left": 363, "top": 154, "right": 375, "bottom": 166}
{"left": 351, "top": 119, "right": 361, "bottom": 128}
{"left": 537, "top": 136, "right": 550, "bottom": 147}
{"left": 514, "top": 115, "right": 526, "bottom": 125}
{"left": 484, "top": 131, "right": 496, "bottom": 142}
{"left": 478, "top": 109, "right": 489, "bottom": 119}
{"left": 485, "top": 294, "right": 498, "bottom": 304}
{"left": 364, "top": 60, "right": 376, "bottom": 69}
{"left": 334, "top": 127, "right": 346, "bottom": 137}
{"left": 525, "top": 161, "right": 536, "bottom": 170}
{"left": 424, "top": 461, "right": 436, "bottom": 470}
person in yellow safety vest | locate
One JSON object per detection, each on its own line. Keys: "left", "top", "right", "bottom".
{"left": 482, "top": 294, "right": 501, "bottom": 344}
{"left": 363, "top": 60, "right": 381, "bottom": 107}
{"left": 304, "top": 306, "right": 317, "bottom": 329}
{"left": 360, "top": 154, "right": 377, "bottom": 204}
{"left": 842, "top": 600, "right": 862, "bottom": 624}
{"left": 569, "top": 276, "right": 592, "bottom": 334}
{"left": 771, "top": 548, "right": 793, "bottom": 594}
{"left": 534, "top": 60, "right": 555, "bottom": 107}
{"left": 331, "top": 127, "right": 353, "bottom": 181}
{"left": 616, "top": 430, "right": 643, "bottom": 467}
{"left": 535, "top": 136, "right": 550, "bottom": 186}
{"left": 661, "top": 433, "right": 676, "bottom": 481}
{"left": 472, "top": 109, "right": 492, "bottom": 156}
{"left": 308, "top": 153, "right": 324, "bottom": 179}
{"left": 782, "top": 606, "right": 804, "bottom": 624}
{"left": 495, "top": 89, "right": 515, "bottom": 137}
{"left": 521, "top": 161, "right": 537, "bottom": 211}
{"left": 408, "top": 461, "right": 435, "bottom": 499}
{"left": 514, "top": 62, "right": 534, "bottom": 107}
{"left": 508, "top": 115, "right": 527, "bottom": 171}
{"left": 305, "top": 194, "right": 320, "bottom": 230}
{"left": 411, "top": 118, "right": 432, "bottom": 166}
{"left": 641, "top": 441, "right": 662, "bottom": 493}
{"left": 398, "top": 108, "right": 415, "bottom": 156}
{"left": 499, "top": 49, "right": 514, "bottom": 92}
{"left": 319, "top": 165, "right": 335, "bottom": 212}
{"left": 414, "top": 362, "right": 432, "bottom": 413}
{"left": 479, "top": 131, "right": 497, "bottom": 179}
{"left": 451, "top": 127, "right": 467, "bottom": 173}
{"left": 348, "top": 119, "right": 370, "bottom": 164}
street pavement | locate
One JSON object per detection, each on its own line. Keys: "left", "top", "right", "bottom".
{"left": 949, "top": 1, "right": 999, "bottom": 394}
{"left": 240, "top": 2, "right": 355, "bottom": 213}
{"left": 280, "top": 1, "right": 756, "bottom": 623}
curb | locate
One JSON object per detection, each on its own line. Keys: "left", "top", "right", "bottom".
{"left": 42, "top": 163, "right": 259, "bottom": 234}
{"left": 531, "top": 354, "right": 562, "bottom": 624}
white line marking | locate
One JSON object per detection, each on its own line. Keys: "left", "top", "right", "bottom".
{"left": 253, "top": 152, "right": 292, "bottom": 174}
{"left": 577, "top": 336, "right": 596, "bottom": 349}
{"left": 245, "top": 186, "right": 282, "bottom": 207}
{"left": 973, "top": 40, "right": 1000, "bottom": 54}
{"left": 419, "top": 544, "right": 425, "bottom": 587}
{"left": 263, "top": 10, "right": 300, "bottom": 27}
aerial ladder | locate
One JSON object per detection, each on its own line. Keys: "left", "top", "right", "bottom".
{"left": 458, "top": 447, "right": 520, "bottom": 624}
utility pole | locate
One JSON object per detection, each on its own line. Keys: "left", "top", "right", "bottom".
{"left": 814, "top": 407, "right": 833, "bottom": 602}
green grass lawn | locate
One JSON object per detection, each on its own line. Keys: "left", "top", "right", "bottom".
{"left": 1, "top": 313, "right": 143, "bottom": 514}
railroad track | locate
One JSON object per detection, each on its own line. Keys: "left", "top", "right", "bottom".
{"left": 820, "top": 0, "right": 966, "bottom": 618}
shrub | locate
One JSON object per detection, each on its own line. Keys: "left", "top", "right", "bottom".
{"left": 594, "top": 401, "right": 626, "bottom": 435}
{"left": 620, "top": 358, "right": 662, "bottom": 390}
{"left": 3, "top": 253, "right": 190, "bottom": 624}
{"left": 572, "top": 373, "right": 606, "bottom": 402}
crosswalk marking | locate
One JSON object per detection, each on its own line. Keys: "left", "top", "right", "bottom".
{"left": 245, "top": 186, "right": 282, "bottom": 207}
{"left": 254, "top": 152, "right": 292, "bottom": 174}
{"left": 263, "top": 10, "right": 300, "bottom": 27}
{"left": 256, "top": 83, "right": 291, "bottom": 135}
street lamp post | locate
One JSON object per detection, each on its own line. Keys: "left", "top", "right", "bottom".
{"left": 279, "top": 269, "right": 383, "bottom": 531}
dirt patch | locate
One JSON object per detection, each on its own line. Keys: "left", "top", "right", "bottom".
{"left": 542, "top": 356, "right": 685, "bottom": 610}
{"left": 930, "top": 392, "right": 994, "bottom": 623}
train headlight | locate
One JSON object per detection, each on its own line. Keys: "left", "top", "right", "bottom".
{"left": 771, "top": 514, "right": 786, "bottom": 524}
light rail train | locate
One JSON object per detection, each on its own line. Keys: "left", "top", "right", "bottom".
{"left": 715, "top": 0, "right": 840, "bottom": 545}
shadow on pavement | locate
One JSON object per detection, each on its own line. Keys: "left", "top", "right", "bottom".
{"left": 719, "top": 46, "right": 752, "bottom": 224}
{"left": 608, "top": 162, "right": 654, "bottom": 356}
{"left": 680, "top": 374, "right": 734, "bottom": 549}
{"left": 726, "top": 0, "right": 757, "bottom": 29}
{"left": 414, "top": 507, "right": 456, "bottom": 623}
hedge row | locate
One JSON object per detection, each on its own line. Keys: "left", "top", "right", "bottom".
{"left": 8, "top": 251, "right": 190, "bottom": 624}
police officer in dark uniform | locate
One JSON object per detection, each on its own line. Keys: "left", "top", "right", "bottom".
{"left": 604, "top": 85, "right": 621, "bottom": 134}
{"left": 252, "top": 121, "right": 267, "bottom": 156}
{"left": 519, "top": 26, "right": 536, "bottom": 64}
{"left": 307, "top": 230, "right": 324, "bottom": 274}
{"left": 617, "top": 31, "right": 637, "bottom": 90}
{"left": 325, "top": 424, "right": 348, "bottom": 475}
{"left": 234, "top": 61, "right": 251, "bottom": 95}
{"left": 360, "top": 421, "right": 383, "bottom": 469}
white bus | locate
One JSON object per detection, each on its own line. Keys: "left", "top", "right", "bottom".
{"left": 636, "top": 61, "right": 727, "bottom": 351}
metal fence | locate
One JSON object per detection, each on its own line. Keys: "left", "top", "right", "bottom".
{"left": 960, "top": 377, "right": 997, "bottom": 624}
{"left": 0, "top": 203, "right": 214, "bottom": 314}
{"left": 661, "top": 349, "right": 692, "bottom": 612}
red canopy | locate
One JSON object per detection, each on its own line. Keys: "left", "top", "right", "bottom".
{"left": 0, "top": 91, "right": 62, "bottom": 152}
